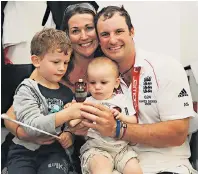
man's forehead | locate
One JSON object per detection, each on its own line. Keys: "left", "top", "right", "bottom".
{"left": 98, "top": 12, "right": 121, "bottom": 22}
{"left": 97, "top": 13, "right": 126, "bottom": 30}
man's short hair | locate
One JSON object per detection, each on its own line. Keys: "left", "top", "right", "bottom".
{"left": 94, "top": 5, "right": 133, "bottom": 36}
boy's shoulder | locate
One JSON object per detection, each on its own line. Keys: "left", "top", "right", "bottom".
{"left": 58, "top": 83, "right": 73, "bottom": 94}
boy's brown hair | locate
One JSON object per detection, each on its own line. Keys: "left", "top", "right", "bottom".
{"left": 31, "top": 28, "right": 72, "bottom": 58}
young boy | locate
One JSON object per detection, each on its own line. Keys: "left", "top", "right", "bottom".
{"left": 79, "top": 57, "right": 142, "bottom": 174}
{"left": 8, "top": 28, "right": 74, "bottom": 174}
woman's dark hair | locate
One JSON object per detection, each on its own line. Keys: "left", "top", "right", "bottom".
{"left": 61, "top": 3, "right": 96, "bottom": 35}
{"left": 61, "top": 3, "right": 99, "bottom": 86}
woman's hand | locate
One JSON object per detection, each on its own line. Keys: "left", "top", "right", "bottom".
{"left": 80, "top": 101, "right": 117, "bottom": 138}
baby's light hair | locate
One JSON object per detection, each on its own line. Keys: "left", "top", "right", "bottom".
{"left": 87, "top": 56, "right": 119, "bottom": 78}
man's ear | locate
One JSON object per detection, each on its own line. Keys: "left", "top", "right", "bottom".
{"left": 31, "top": 55, "right": 40, "bottom": 68}
{"left": 130, "top": 27, "right": 135, "bottom": 38}
{"left": 115, "top": 77, "right": 121, "bottom": 89}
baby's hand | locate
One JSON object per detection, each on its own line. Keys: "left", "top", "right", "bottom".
{"left": 64, "top": 100, "right": 76, "bottom": 109}
{"left": 58, "top": 132, "right": 73, "bottom": 149}
{"left": 111, "top": 108, "right": 123, "bottom": 120}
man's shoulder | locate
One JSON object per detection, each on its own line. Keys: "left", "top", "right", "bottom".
{"left": 136, "top": 48, "right": 183, "bottom": 73}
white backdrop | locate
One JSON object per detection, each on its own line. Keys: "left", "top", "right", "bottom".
{"left": 97, "top": 1, "right": 198, "bottom": 66}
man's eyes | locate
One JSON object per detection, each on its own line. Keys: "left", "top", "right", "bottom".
{"left": 116, "top": 29, "right": 124, "bottom": 34}
{"left": 100, "top": 32, "right": 109, "bottom": 37}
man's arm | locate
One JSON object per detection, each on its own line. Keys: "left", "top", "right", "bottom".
{"left": 81, "top": 102, "right": 190, "bottom": 148}
{"left": 123, "top": 117, "right": 190, "bottom": 147}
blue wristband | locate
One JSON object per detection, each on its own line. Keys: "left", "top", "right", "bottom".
{"left": 115, "top": 120, "right": 121, "bottom": 138}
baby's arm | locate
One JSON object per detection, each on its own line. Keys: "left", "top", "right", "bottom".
{"left": 112, "top": 109, "right": 137, "bottom": 124}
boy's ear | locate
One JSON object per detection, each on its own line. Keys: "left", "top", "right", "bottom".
{"left": 115, "top": 77, "right": 120, "bottom": 89}
{"left": 31, "top": 55, "right": 40, "bottom": 68}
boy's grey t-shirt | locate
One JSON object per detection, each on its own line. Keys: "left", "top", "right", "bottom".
{"left": 13, "top": 78, "right": 73, "bottom": 151}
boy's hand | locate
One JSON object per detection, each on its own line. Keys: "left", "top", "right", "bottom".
{"left": 58, "top": 132, "right": 73, "bottom": 149}
{"left": 64, "top": 100, "right": 76, "bottom": 109}
{"left": 69, "top": 119, "right": 82, "bottom": 127}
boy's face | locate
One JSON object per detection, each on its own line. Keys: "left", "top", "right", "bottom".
{"left": 37, "top": 49, "right": 72, "bottom": 84}
{"left": 87, "top": 63, "right": 120, "bottom": 100}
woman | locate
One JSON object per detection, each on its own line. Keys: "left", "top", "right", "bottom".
{"left": 3, "top": 3, "right": 102, "bottom": 173}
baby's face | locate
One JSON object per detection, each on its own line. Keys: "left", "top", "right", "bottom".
{"left": 87, "top": 64, "right": 119, "bottom": 100}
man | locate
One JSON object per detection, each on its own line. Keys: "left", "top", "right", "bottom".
{"left": 80, "top": 5, "right": 197, "bottom": 174}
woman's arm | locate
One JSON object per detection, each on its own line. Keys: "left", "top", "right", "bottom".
{"left": 5, "top": 106, "right": 56, "bottom": 144}
{"left": 5, "top": 106, "right": 28, "bottom": 138}
{"left": 4, "top": 69, "right": 38, "bottom": 138}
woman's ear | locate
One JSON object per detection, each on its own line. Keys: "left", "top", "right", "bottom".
{"left": 31, "top": 55, "right": 40, "bottom": 68}
{"left": 115, "top": 77, "right": 120, "bottom": 89}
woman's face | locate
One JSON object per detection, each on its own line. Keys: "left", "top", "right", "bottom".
{"left": 68, "top": 13, "right": 98, "bottom": 58}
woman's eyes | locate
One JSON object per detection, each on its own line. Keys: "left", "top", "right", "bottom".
{"left": 71, "top": 26, "right": 94, "bottom": 34}
{"left": 71, "top": 29, "right": 80, "bottom": 34}
{"left": 86, "top": 26, "right": 94, "bottom": 31}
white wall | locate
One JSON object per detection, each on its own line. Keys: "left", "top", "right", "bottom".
{"left": 180, "top": 1, "right": 198, "bottom": 67}
{"left": 97, "top": 1, "right": 181, "bottom": 60}
{"left": 97, "top": 1, "right": 198, "bottom": 65}
{"left": 97, "top": 1, "right": 198, "bottom": 101}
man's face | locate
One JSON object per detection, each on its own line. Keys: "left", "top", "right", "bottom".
{"left": 97, "top": 13, "right": 135, "bottom": 63}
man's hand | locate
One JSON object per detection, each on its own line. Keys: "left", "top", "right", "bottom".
{"left": 81, "top": 101, "right": 116, "bottom": 138}
{"left": 58, "top": 132, "right": 73, "bottom": 149}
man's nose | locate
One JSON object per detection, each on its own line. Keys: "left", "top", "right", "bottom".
{"left": 109, "top": 34, "right": 117, "bottom": 45}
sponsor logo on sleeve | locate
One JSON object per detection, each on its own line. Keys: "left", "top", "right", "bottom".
{"left": 178, "top": 88, "right": 188, "bottom": 97}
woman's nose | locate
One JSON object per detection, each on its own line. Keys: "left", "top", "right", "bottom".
{"left": 80, "top": 30, "right": 88, "bottom": 40}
